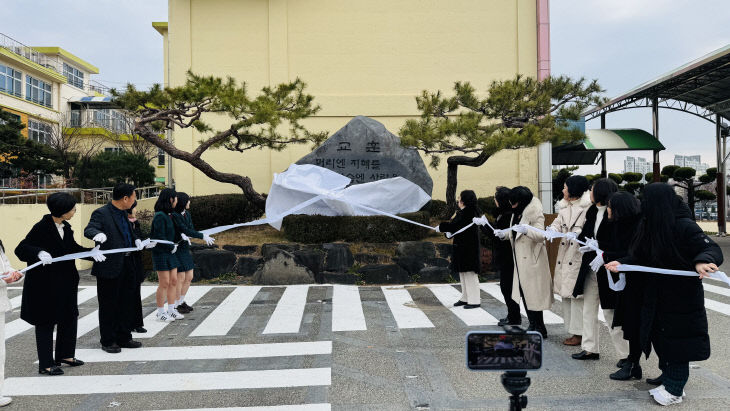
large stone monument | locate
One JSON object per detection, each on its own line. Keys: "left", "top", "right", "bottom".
{"left": 296, "top": 116, "right": 433, "bottom": 195}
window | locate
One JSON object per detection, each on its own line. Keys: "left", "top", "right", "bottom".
{"left": 94, "top": 109, "right": 110, "bottom": 128}
{"left": 0, "top": 64, "right": 22, "bottom": 97}
{"left": 104, "top": 147, "right": 122, "bottom": 153}
{"left": 157, "top": 148, "right": 166, "bottom": 166}
{"left": 28, "top": 119, "right": 53, "bottom": 144}
{"left": 111, "top": 110, "right": 126, "bottom": 133}
{"left": 70, "top": 110, "right": 81, "bottom": 127}
{"left": 63, "top": 63, "right": 84, "bottom": 89}
{"left": 25, "top": 75, "right": 52, "bottom": 108}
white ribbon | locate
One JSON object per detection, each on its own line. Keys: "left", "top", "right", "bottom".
{"left": 608, "top": 264, "right": 730, "bottom": 291}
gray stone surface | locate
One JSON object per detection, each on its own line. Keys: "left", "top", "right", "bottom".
{"left": 295, "top": 116, "right": 433, "bottom": 195}
{"left": 192, "top": 249, "right": 236, "bottom": 280}
{"left": 322, "top": 243, "right": 354, "bottom": 272}
{"left": 393, "top": 256, "right": 426, "bottom": 275}
{"left": 418, "top": 266, "right": 453, "bottom": 283}
{"left": 261, "top": 243, "right": 301, "bottom": 260}
{"left": 292, "top": 249, "right": 326, "bottom": 283}
{"left": 322, "top": 271, "right": 358, "bottom": 284}
{"left": 396, "top": 241, "right": 436, "bottom": 259}
{"left": 358, "top": 264, "right": 410, "bottom": 284}
{"left": 233, "top": 256, "right": 263, "bottom": 277}
{"left": 251, "top": 250, "right": 315, "bottom": 285}
{"left": 222, "top": 244, "right": 259, "bottom": 255}
{"left": 354, "top": 253, "right": 391, "bottom": 265}
{"left": 426, "top": 257, "right": 451, "bottom": 268}
{"left": 435, "top": 243, "right": 454, "bottom": 258}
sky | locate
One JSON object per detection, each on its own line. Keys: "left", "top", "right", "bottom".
{"left": 2, "top": 0, "right": 730, "bottom": 174}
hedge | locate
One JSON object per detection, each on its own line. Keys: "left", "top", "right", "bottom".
{"left": 281, "top": 211, "right": 431, "bottom": 243}
{"left": 419, "top": 199, "right": 449, "bottom": 219}
{"left": 189, "top": 194, "right": 264, "bottom": 231}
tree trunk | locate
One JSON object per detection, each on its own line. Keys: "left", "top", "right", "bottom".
{"left": 444, "top": 151, "right": 491, "bottom": 218}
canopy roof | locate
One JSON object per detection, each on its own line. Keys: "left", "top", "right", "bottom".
{"left": 553, "top": 128, "right": 665, "bottom": 165}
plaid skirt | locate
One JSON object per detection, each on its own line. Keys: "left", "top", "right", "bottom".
{"left": 152, "top": 250, "right": 179, "bottom": 271}
{"left": 176, "top": 244, "right": 195, "bottom": 272}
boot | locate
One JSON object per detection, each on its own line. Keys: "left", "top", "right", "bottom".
{"left": 610, "top": 362, "right": 642, "bottom": 380}
{"left": 646, "top": 374, "right": 664, "bottom": 386}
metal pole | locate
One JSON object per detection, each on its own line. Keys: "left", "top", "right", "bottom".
{"left": 652, "top": 98, "right": 660, "bottom": 182}
{"left": 716, "top": 114, "right": 726, "bottom": 235}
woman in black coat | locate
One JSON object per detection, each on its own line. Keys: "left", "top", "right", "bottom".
{"left": 438, "top": 190, "right": 482, "bottom": 308}
{"left": 15, "top": 193, "right": 104, "bottom": 375}
{"left": 488, "top": 187, "right": 519, "bottom": 325}
{"left": 606, "top": 183, "right": 723, "bottom": 405}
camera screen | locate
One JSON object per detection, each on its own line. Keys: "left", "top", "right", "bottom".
{"left": 466, "top": 331, "right": 542, "bottom": 371}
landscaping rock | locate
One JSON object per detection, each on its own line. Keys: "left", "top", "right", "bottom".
{"left": 223, "top": 244, "right": 259, "bottom": 255}
{"left": 192, "top": 249, "right": 236, "bottom": 280}
{"left": 392, "top": 256, "right": 425, "bottom": 275}
{"left": 396, "top": 241, "right": 436, "bottom": 259}
{"left": 322, "top": 243, "right": 354, "bottom": 272}
{"left": 358, "top": 264, "right": 409, "bottom": 284}
{"left": 190, "top": 243, "right": 218, "bottom": 252}
{"left": 426, "top": 257, "right": 450, "bottom": 268}
{"left": 435, "top": 243, "right": 453, "bottom": 258}
{"left": 252, "top": 250, "right": 315, "bottom": 285}
{"left": 418, "top": 266, "right": 452, "bottom": 283}
{"left": 358, "top": 243, "right": 397, "bottom": 254}
{"left": 292, "top": 249, "right": 326, "bottom": 283}
{"left": 354, "top": 253, "right": 391, "bottom": 265}
{"left": 261, "top": 243, "right": 301, "bottom": 260}
{"left": 322, "top": 271, "right": 358, "bottom": 285}
{"left": 233, "top": 256, "right": 263, "bottom": 277}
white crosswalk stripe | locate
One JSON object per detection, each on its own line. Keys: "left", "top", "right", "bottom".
{"left": 67, "top": 287, "right": 157, "bottom": 340}
{"left": 135, "top": 285, "right": 213, "bottom": 339}
{"left": 331, "top": 285, "right": 366, "bottom": 331}
{"left": 381, "top": 285, "right": 434, "bottom": 329}
{"left": 263, "top": 285, "right": 309, "bottom": 334}
{"left": 480, "top": 283, "right": 563, "bottom": 324}
{"left": 428, "top": 284, "right": 499, "bottom": 325}
{"left": 190, "top": 286, "right": 260, "bottom": 337}
{"left": 159, "top": 405, "right": 332, "bottom": 411}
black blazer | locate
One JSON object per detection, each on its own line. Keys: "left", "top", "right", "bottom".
{"left": 83, "top": 202, "right": 140, "bottom": 279}
{"left": 573, "top": 205, "right": 620, "bottom": 309}
{"left": 15, "top": 214, "right": 91, "bottom": 325}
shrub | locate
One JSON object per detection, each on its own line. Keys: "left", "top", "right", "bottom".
{"left": 189, "top": 194, "right": 264, "bottom": 230}
{"left": 282, "top": 211, "right": 431, "bottom": 243}
{"left": 420, "top": 199, "right": 449, "bottom": 219}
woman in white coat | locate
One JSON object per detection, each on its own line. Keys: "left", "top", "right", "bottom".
{"left": 546, "top": 176, "right": 591, "bottom": 346}
{"left": 0, "top": 239, "right": 24, "bottom": 407}
{"left": 501, "top": 186, "right": 553, "bottom": 338}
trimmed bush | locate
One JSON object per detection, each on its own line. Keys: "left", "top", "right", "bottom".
{"left": 189, "top": 194, "right": 264, "bottom": 230}
{"left": 282, "top": 211, "right": 431, "bottom": 243}
{"left": 420, "top": 199, "right": 448, "bottom": 219}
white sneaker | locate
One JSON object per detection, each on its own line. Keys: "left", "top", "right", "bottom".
{"left": 168, "top": 309, "right": 184, "bottom": 320}
{"left": 156, "top": 311, "right": 174, "bottom": 322}
{"left": 650, "top": 385, "right": 684, "bottom": 406}
{"left": 0, "top": 396, "right": 12, "bottom": 407}
{"left": 649, "top": 385, "right": 686, "bottom": 398}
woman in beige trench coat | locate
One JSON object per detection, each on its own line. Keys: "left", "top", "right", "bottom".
{"left": 501, "top": 186, "right": 553, "bottom": 338}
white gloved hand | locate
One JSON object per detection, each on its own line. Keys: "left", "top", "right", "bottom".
{"left": 585, "top": 238, "right": 600, "bottom": 251}
{"left": 495, "top": 229, "right": 509, "bottom": 240}
{"left": 589, "top": 252, "right": 605, "bottom": 272}
{"left": 564, "top": 231, "right": 578, "bottom": 241}
{"left": 145, "top": 240, "right": 157, "bottom": 249}
{"left": 578, "top": 245, "right": 593, "bottom": 253}
{"left": 37, "top": 251, "right": 53, "bottom": 265}
{"left": 180, "top": 233, "right": 192, "bottom": 245}
{"left": 512, "top": 224, "right": 529, "bottom": 234}
{"left": 472, "top": 216, "right": 488, "bottom": 226}
{"left": 135, "top": 239, "right": 144, "bottom": 250}
{"left": 92, "top": 233, "right": 107, "bottom": 244}
{"left": 203, "top": 234, "right": 215, "bottom": 246}
{"left": 90, "top": 246, "right": 107, "bottom": 262}
{"left": 171, "top": 244, "right": 178, "bottom": 254}
{"left": 434, "top": 226, "right": 440, "bottom": 233}
{"left": 543, "top": 226, "right": 560, "bottom": 242}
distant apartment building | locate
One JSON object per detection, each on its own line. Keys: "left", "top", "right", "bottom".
{"left": 674, "top": 154, "right": 709, "bottom": 175}
{"left": 623, "top": 156, "right": 652, "bottom": 181}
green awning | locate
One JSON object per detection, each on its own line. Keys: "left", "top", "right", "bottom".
{"left": 583, "top": 129, "right": 665, "bottom": 151}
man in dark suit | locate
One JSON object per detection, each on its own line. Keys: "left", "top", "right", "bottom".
{"left": 84, "top": 183, "right": 145, "bottom": 353}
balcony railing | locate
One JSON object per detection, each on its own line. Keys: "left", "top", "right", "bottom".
{"left": 0, "top": 33, "right": 62, "bottom": 73}
{"left": 0, "top": 186, "right": 163, "bottom": 205}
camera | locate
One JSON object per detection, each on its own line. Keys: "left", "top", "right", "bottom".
{"left": 466, "top": 326, "right": 543, "bottom": 410}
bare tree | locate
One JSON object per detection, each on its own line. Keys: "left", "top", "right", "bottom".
{"left": 47, "top": 112, "right": 106, "bottom": 186}
{"left": 104, "top": 113, "right": 159, "bottom": 163}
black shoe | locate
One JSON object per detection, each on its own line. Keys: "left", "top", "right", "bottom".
{"left": 571, "top": 350, "right": 600, "bottom": 360}
{"left": 176, "top": 304, "right": 191, "bottom": 314}
{"left": 55, "top": 358, "right": 85, "bottom": 367}
{"left": 179, "top": 301, "right": 193, "bottom": 312}
{"left": 528, "top": 323, "right": 548, "bottom": 338}
{"left": 117, "top": 340, "right": 142, "bottom": 349}
{"left": 616, "top": 357, "right": 629, "bottom": 368}
{"left": 463, "top": 304, "right": 481, "bottom": 309}
{"left": 646, "top": 374, "right": 664, "bottom": 386}
{"left": 38, "top": 366, "right": 64, "bottom": 376}
{"left": 102, "top": 344, "right": 121, "bottom": 354}
{"left": 498, "top": 317, "right": 521, "bottom": 326}
{"left": 134, "top": 327, "right": 147, "bottom": 333}
{"left": 610, "top": 362, "right": 642, "bottom": 380}
{"left": 453, "top": 300, "right": 467, "bottom": 307}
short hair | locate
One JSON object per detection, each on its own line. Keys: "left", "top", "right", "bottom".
{"left": 112, "top": 183, "right": 136, "bottom": 201}
{"left": 495, "top": 186, "right": 512, "bottom": 211}
{"left": 607, "top": 192, "right": 640, "bottom": 222}
{"left": 565, "top": 175, "right": 590, "bottom": 198}
{"left": 591, "top": 178, "right": 618, "bottom": 205}
{"left": 154, "top": 188, "right": 177, "bottom": 213}
{"left": 509, "top": 186, "right": 533, "bottom": 209}
{"left": 174, "top": 192, "right": 190, "bottom": 214}
{"left": 47, "top": 192, "right": 77, "bottom": 218}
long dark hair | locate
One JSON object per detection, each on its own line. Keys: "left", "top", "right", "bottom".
{"left": 591, "top": 178, "right": 618, "bottom": 205}
{"left": 629, "top": 183, "right": 687, "bottom": 267}
{"left": 495, "top": 186, "right": 512, "bottom": 214}
{"left": 509, "top": 186, "right": 533, "bottom": 215}
{"left": 154, "top": 188, "right": 177, "bottom": 214}
{"left": 459, "top": 190, "right": 482, "bottom": 216}
{"left": 175, "top": 192, "right": 190, "bottom": 214}
{"left": 607, "top": 192, "right": 640, "bottom": 222}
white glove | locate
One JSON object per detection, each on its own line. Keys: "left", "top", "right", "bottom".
{"left": 585, "top": 238, "right": 599, "bottom": 251}
{"left": 92, "top": 233, "right": 107, "bottom": 244}
{"left": 589, "top": 252, "right": 604, "bottom": 272}
{"left": 181, "top": 233, "right": 192, "bottom": 245}
{"left": 145, "top": 240, "right": 157, "bottom": 249}
{"left": 203, "top": 234, "right": 215, "bottom": 246}
{"left": 171, "top": 244, "right": 178, "bottom": 254}
{"left": 472, "top": 216, "right": 488, "bottom": 226}
{"left": 564, "top": 232, "right": 578, "bottom": 241}
{"left": 38, "top": 251, "right": 53, "bottom": 265}
{"left": 495, "top": 229, "right": 508, "bottom": 240}
{"left": 433, "top": 226, "right": 440, "bottom": 233}
{"left": 543, "top": 226, "right": 560, "bottom": 242}
{"left": 90, "top": 246, "right": 107, "bottom": 262}
{"left": 135, "top": 239, "right": 144, "bottom": 250}
{"left": 512, "top": 224, "right": 529, "bottom": 234}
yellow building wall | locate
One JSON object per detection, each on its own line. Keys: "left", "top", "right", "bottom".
{"left": 165, "top": 0, "right": 540, "bottom": 200}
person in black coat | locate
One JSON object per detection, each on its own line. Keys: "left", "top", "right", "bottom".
{"left": 127, "top": 201, "right": 147, "bottom": 334}
{"left": 438, "top": 190, "right": 482, "bottom": 309}
{"left": 84, "top": 183, "right": 144, "bottom": 354}
{"left": 15, "top": 193, "right": 104, "bottom": 375}
{"left": 487, "top": 187, "right": 519, "bottom": 325}
{"left": 606, "top": 183, "right": 723, "bottom": 405}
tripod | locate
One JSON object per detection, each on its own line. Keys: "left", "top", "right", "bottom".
{"left": 501, "top": 370, "right": 531, "bottom": 410}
